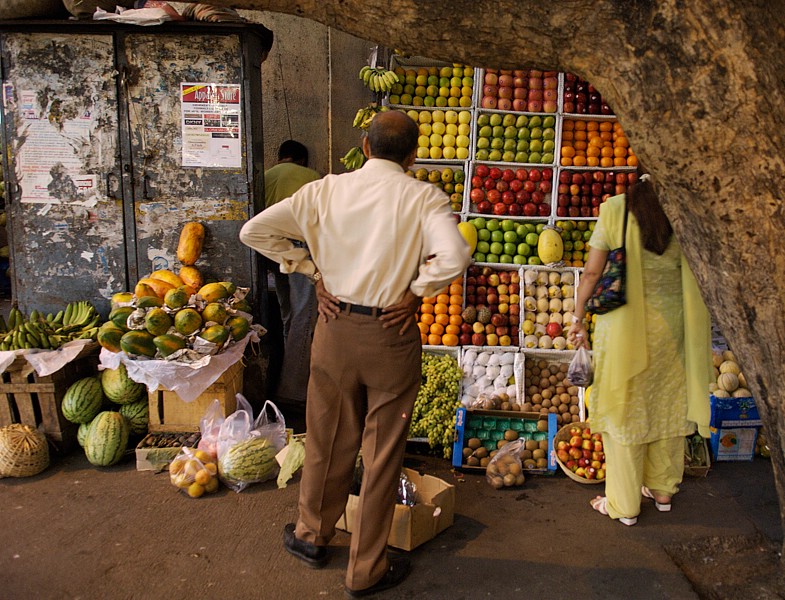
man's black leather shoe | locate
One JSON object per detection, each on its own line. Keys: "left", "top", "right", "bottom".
{"left": 283, "top": 523, "right": 329, "bottom": 569}
{"left": 344, "top": 556, "right": 411, "bottom": 597}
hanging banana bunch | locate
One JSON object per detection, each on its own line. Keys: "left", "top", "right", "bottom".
{"left": 358, "top": 65, "right": 400, "bottom": 94}
{"left": 340, "top": 147, "right": 366, "bottom": 171}
{"left": 351, "top": 102, "right": 390, "bottom": 131}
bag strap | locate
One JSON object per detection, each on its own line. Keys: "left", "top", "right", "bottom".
{"left": 620, "top": 195, "right": 629, "bottom": 250}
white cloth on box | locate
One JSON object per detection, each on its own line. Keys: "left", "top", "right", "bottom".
{"left": 98, "top": 331, "right": 257, "bottom": 403}
{"left": 23, "top": 339, "right": 95, "bottom": 377}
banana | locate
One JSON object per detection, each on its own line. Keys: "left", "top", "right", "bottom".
{"left": 63, "top": 303, "right": 74, "bottom": 327}
{"left": 359, "top": 65, "right": 371, "bottom": 81}
{"left": 25, "top": 332, "right": 39, "bottom": 348}
{"left": 52, "top": 310, "right": 64, "bottom": 326}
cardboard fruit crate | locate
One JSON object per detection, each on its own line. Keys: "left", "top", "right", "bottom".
{"left": 147, "top": 360, "right": 244, "bottom": 432}
{"left": 135, "top": 431, "right": 201, "bottom": 472}
{"left": 0, "top": 342, "right": 99, "bottom": 452}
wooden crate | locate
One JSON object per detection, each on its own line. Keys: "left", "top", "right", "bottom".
{"left": 0, "top": 343, "right": 99, "bottom": 452}
{"left": 147, "top": 360, "right": 244, "bottom": 432}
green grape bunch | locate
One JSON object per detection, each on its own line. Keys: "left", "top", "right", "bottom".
{"left": 409, "top": 352, "right": 463, "bottom": 458}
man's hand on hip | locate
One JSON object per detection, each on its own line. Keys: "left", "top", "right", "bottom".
{"left": 315, "top": 280, "right": 340, "bottom": 322}
{"left": 380, "top": 289, "right": 421, "bottom": 335}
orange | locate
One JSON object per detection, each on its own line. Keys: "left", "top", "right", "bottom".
{"left": 445, "top": 324, "right": 460, "bottom": 336}
{"left": 573, "top": 140, "right": 587, "bottom": 151}
{"left": 434, "top": 303, "right": 449, "bottom": 315}
{"left": 427, "top": 333, "right": 442, "bottom": 345}
{"left": 420, "top": 333, "right": 428, "bottom": 345}
{"left": 574, "top": 130, "right": 587, "bottom": 141}
{"left": 589, "top": 136, "right": 603, "bottom": 148}
{"left": 562, "top": 119, "right": 575, "bottom": 131}
{"left": 613, "top": 146, "right": 627, "bottom": 157}
{"left": 449, "top": 294, "right": 462, "bottom": 305}
{"left": 600, "top": 156, "right": 613, "bottom": 167}
{"left": 442, "top": 333, "right": 459, "bottom": 347}
{"left": 449, "top": 283, "right": 462, "bottom": 295}
{"left": 626, "top": 155, "right": 639, "bottom": 166}
{"left": 420, "top": 313, "right": 435, "bottom": 326}
{"left": 600, "top": 146, "right": 614, "bottom": 157}
{"left": 586, "top": 147, "right": 601, "bottom": 158}
{"left": 587, "top": 157, "right": 600, "bottom": 167}
{"left": 429, "top": 322, "right": 445, "bottom": 336}
{"left": 417, "top": 322, "right": 430, "bottom": 335}
{"left": 435, "top": 313, "right": 450, "bottom": 327}
{"left": 615, "top": 136, "right": 629, "bottom": 148}
{"left": 600, "top": 131, "right": 613, "bottom": 142}
{"left": 448, "top": 304, "right": 462, "bottom": 316}
{"left": 561, "top": 157, "right": 573, "bottom": 166}
{"left": 574, "top": 120, "right": 586, "bottom": 131}
{"left": 422, "top": 296, "right": 436, "bottom": 304}
{"left": 599, "top": 121, "right": 613, "bottom": 131}
{"left": 561, "top": 131, "right": 574, "bottom": 141}
{"left": 572, "top": 155, "right": 587, "bottom": 166}
{"left": 436, "top": 293, "right": 450, "bottom": 305}
{"left": 420, "top": 302, "right": 434, "bottom": 314}
{"left": 561, "top": 146, "right": 575, "bottom": 158}
{"left": 613, "top": 157, "right": 627, "bottom": 166}
{"left": 586, "top": 120, "right": 599, "bottom": 131}
{"left": 448, "top": 314, "right": 463, "bottom": 326}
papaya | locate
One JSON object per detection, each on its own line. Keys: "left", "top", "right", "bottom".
{"left": 457, "top": 221, "right": 478, "bottom": 254}
{"left": 108, "top": 306, "right": 134, "bottom": 331}
{"left": 153, "top": 333, "right": 186, "bottom": 357}
{"left": 201, "top": 302, "right": 228, "bottom": 325}
{"left": 199, "top": 324, "right": 230, "bottom": 346}
{"left": 197, "top": 282, "right": 230, "bottom": 303}
{"left": 120, "top": 330, "right": 157, "bottom": 358}
{"left": 110, "top": 292, "right": 134, "bottom": 308}
{"left": 164, "top": 287, "right": 190, "bottom": 310}
{"left": 145, "top": 307, "right": 173, "bottom": 337}
{"left": 219, "top": 281, "right": 237, "bottom": 295}
{"left": 537, "top": 226, "right": 564, "bottom": 264}
{"left": 226, "top": 315, "right": 250, "bottom": 341}
{"left": 232, "top": 298, "right": 253, "bottom": 314}
{"left": 177, "top": 222, "right": 205, "bottom": 266}
{"left": 178, "top": 265, "right": 204, "bottom": 292}
{"left": 134, "top": 281, "right": 157, "bottom": 299}
{"left": 174, "top": 308, "right": 203, "bottom": 336}
{"left": 150, "top": 269, "right": 185, "bottom": 289}
{"left": 137, "top": 295, "right": 163, "bottom": 308}
{"left": 138, "top": 277, "right": 176, "bottom": 299}
{"left": 97, "top": 322, "right": 124, "bottom": 353}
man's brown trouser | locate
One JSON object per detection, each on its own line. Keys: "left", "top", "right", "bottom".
{"left": 294, "top": 307, "right": 420, "bottom": 591}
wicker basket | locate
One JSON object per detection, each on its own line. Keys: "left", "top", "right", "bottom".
{"left": 553, "top": 421, "right": 603, "bottom": 485}
{"left": 0, "top": 423, "right": 50, "bottom": 478}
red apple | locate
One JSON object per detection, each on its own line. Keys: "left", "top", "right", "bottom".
{"left": 476, "top": 164, "right": 490, "bottom": 178}
{"left": 492, "top": 202, "right": 508, "bottom": 216}
{"left": 471, "top": 332, "right": 486, "bottom": 346}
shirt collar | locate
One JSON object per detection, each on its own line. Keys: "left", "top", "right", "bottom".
{"left": 363, "top": 158, "right": 405, "bottom": 173}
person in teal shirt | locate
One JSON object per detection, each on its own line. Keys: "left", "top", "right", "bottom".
{"left": 264, "top": 141, "right": 321, "bottom": 409}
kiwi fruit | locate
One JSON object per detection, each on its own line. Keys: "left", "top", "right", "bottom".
{"left": 474, "top": 447, "right": 489, "bottom": 459}
{"left": 504, "top": 429, "right": 519, "bottom": 441}
{"left": 466, "top": 456, "right": 480, "bottom": 466}
{"left": 467, "top": 437, "right": 482, "bottom": 449}
{"left": 503, "top": 473, "right": 517, "bottom": 486}
{"left": 525, "top": 440, "right": 539, "bottom": 451}
{"left": 537, "top": 419, "right": 549, "bottom": 432}
{"left": 532, "top": 449, "right": 546, "bottom": 460}
{"left": 497, "top": 439, "right": 508, "bottom": 449}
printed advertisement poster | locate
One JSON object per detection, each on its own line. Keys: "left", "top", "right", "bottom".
{"left": 180, "top": 82, "right": 242, "bottom": 168}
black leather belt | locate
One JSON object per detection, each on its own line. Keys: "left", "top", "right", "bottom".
{"left": 338, "top": 302, "right": 381, "bottom": 317}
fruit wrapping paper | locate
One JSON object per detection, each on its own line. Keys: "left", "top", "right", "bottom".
{"left": 98, "top": 331, "right": 257, "bottom": 403}
{"left": 0, "top": 339, "right": 97, "bottom": 378}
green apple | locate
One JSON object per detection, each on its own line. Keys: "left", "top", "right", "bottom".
{"left": 499, "top": 255, "right": 514, "bottom": 264}
{"left": 528, "top": 256, "right": 542, "bottom": 265}
{"left": 525, "top": 232, "right": 539, "bottom": 246}
{"left": 536, "top": 223, "right": 546, "bottom": 233}
{"left": 486, "top": 254, "right": 499, "bottom": 263}
{"left": 472, "top": 216, "right": 487, "bottom": 229}
{"left": 476, "top": 240, "right": 490, "bottom": 254}
{"left": 474, "top": 252, "right": 487, "bottom": 263}
{"left": 490, "top": 230, "right": 504, "bottom": 242}
{"left": 478, "top": 229, "right": 491, "bottom": 241}
{"left": 501, "top": 219, "right": 515, "bottom": 232}
{"left": 486, "top": 219, "right": 500, "bottom": 232}
{"left": 515, "top": 224, "right": 528, "bottom": 237}
{"left": 513, "top": 255, "right": 527, "bottom": 265}
{"left": 503, "top": 242, "right": 517, "bottom": 255}
{"left": 503, "top": 230, "right": 517, "bottom": 243}
{"left": 517, "top": 242, "right": 532, "bottom": 257}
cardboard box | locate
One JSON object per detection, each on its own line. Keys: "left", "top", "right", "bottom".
{"left": 452, "top": 407, "right": 558, "bottom": 473}
{"left": 336, "top": 468, "right": 455, "bottom": 551}
{"left": 708, "top": 394, "right": 761, "bottom": 462}
{"left": 147, "top": 360, "right": 244, "bottom": 432}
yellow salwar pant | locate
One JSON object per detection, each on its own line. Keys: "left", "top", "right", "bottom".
{"left": 601, "top": 433, "right": 684, "bottom": 520}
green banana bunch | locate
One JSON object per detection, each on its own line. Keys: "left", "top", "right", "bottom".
{"left": 0, "top": 301, "right": 101, "bottom": 351}
{"left": 352, "top": 103, "right": 390, "bottom": 131}
{"left": 359, "top": 65, "right": 399, "bottom": 94}
{"left": 340, "top": 146, "right": 366, "bottom": 171}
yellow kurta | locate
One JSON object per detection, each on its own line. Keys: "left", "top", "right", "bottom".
{"left": 588, "top": 195, "right": 713, "bottom": 445}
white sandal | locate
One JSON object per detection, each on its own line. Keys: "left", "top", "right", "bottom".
{"left": 641, "top": 486, "right": 672, "bottom": 512}
{"left": 590, "top": 496, "right": 637, "bottom": 526}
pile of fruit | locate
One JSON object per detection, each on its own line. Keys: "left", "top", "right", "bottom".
{"left": 555, "top": 220, "right": 595, "bottom": 268}
{"left": 474, "top": 112, "right": 557, "bottom": 164}
{"left": 408, "top": 351, "right": 463, "bottom": 458}
{"left": 0, "top": 302, "right": 100, "bottom": 351}
{"left": 170, "top": 447, "right": 220, "bottom": 498}
{"left": 404, "top": 108, "right": 472, "bottom": 160}
{"left": 485, "top": 442, "right": 527, "bottom": 489}
{"left": 469, "top": 165, "right": 553, "bottom": 217}
{"left": 416, "top": 277, "right": 464, "bottom": 347}
{"left": 460, "top": 347, "right": 518, "bottom": 407}
{"left": 556, "top": 170, "right": 637, "bottom": 219}
{"left": 554, "top": 422, "right": 606, "bottom": 481}
{"left": 98, "top": 222, "right": 253, "bottom": 361}
{"left": 521, "top": 268, "right": 576, "bottom": 351}
{"left": 560, "top": 119, "right": 637, "bottom": 168}
{"left": 459, "top": 414, "right": 550, "bottom": 472}
{"left": 466, "top": 218, "right": 546, "bottom": 265}
{"left": 406, "top": 165, "right": 465, "bottom": 212}
{"left": 563, "top": 73, "right": 613, "bottom": 115}
{"left": 480, "top": 69, "right": 559, "bottom": 113}
{"left": 522, "top": 358, "right": 582, "bottom": 426}
{"left": 389, "top": 64, "right": 474, "bottom": 108}
{"left": 462, "top": 266, "right": 520, "bottom": 346}
{"left": 65, "top": 363, "right": 148, "bottom": 467}
{"left": 710, "top": 350, "right": 752, "bottom": 398}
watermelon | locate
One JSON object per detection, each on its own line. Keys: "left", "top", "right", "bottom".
{"left": 84, "top": 411, "right": 129, "bottom": 467}
{"left": 77, "top": 420, "right": 92, "bottom": 448}
{"left": 119, "top": 399, "right": 149, "bottom": 435}
{"left": 61, "top": 377, "right": 104, "bottom": 424}
{"left": 101, "top": 363, "right": 145, "bottom": 405}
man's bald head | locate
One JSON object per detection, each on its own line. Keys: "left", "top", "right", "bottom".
{"left": 366, "top": 111, "right": 419, "bottom": 166}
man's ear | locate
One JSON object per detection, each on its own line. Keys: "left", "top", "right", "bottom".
{"left": 361, "top": 136, "right": 371, "bottom": 158}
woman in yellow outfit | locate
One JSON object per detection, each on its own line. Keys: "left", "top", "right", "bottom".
{"left": 568, "top": 170, "right": 713, "bottom": 526}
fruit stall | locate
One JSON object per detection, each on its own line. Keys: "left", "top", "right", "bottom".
{"left": 342, "top": 49, "right": 767, "bottom": 483}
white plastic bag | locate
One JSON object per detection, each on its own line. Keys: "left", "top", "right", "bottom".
{"left": 196, "top": 398, "right": 226, "bottom": 458}
{"left": 567, "top": 346, "right": 594, "bottom": 387}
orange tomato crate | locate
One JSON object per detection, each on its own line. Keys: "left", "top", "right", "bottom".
{"left": 147, "top": 360, "right": 244, "bottom": 432}
{"left": 0, "top": 342, "right": 99, "bottom": 452}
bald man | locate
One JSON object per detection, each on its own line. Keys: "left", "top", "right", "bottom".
{"left": 240, "top": 111, "right": 470, "bottom": 597}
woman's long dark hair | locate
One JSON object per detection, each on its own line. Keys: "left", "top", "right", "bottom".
{"left": 628, "top": 169, "right": 673, "bottom": 255}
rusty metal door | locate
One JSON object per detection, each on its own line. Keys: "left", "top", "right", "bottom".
{"left": 0, "top": 32, "right": 127, "bottom": 316}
